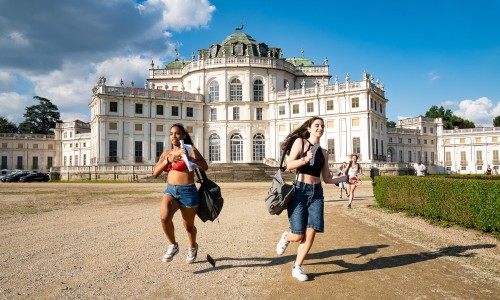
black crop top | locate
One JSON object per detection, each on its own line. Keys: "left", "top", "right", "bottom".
{"left": 297, "top": 140, "right": 325, "bottom": 177}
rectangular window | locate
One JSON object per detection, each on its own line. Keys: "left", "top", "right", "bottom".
{"left": 408, "top": 151, "right": 412, "bottom": 162}
{"left": 18, "top": 143, "right": 23, "bottom": 149}
{"left": 475, "top": 137, "right": 481, "bottom": 143}
{"left": 327, "top": 139, "right": 335, "bottom": 155}
{"left": 417, "top": 151, "right": 421, "bottom": 161}
{"left": 48, "top": 144, "right": 53, "bottom": 150}
{"left": 326, "top": 100, "right": 334, "bottom": 111}
{"left": 75, "top": 155, "right": 79, "bottom": 166}
{"left": 16, "top": 156, "right": 23, "bottom": 169}
{"left": 1, "top": 156, "right": 7, "bottom": 169}
{"left": 307, "top": 102, "right": 314, "bottom": 113}
{"left": 256, "top": 108, "right": 263, "bottom": 120}
{"left": 210, "top": 108, "right": 217, "bottom": 121}
{"left": 493, "top": 137, "right": 498, "bottom": 143}
{"left": 83, "top": 154, "right": 86, "bottom": 166}
{"left": 109, "top": 140, "right": 117, "bottom": 163}
{"left": 69, "top": 156, "right": 72, "bottom": 166}
{"left": 476, "top": 150, "right": 483, "bottom": 164}
{"left": 460, "top": 138, "right": 465, "bottom": 144}
{"left": 444, "top": 139, "right": 450, "bottom": 145}
{"left": 186, "top": 126, "right": 193, "bottom": 133}
{"left": 327, "top": 120, "right": 334, "bottom": 128}
{"left": 47, "top": 157, "right": 53, "bottom": 168}
{"left": 279, "top": 106, "right": 285, "bottom": 115}
{"left": 380, "top": 103, "right": 383, "bottom": 113}
{"left": 233, "top": 107, "right": 240, "bottom": 120}
{"left": 109, "top": 122, "right": 117, "bottom": 130}
{"left": 431, "top": 152, "right": 435, "bottom": 164}
{"left": 423, "top": 127, "right": 427, "bottom": 133}
{"left": 430, "top": 127, "right": 434, "bottom": 134}
{"left": 352, "top": 137, "right": 361, "bottom": 155}
{"left": 445, "top": 151, "right": 451, "bottom": 163}
{"left": 156, "top": 142, "right": 163, "bottom": 161}
{"left": 352, "top": 118, "right": 359, "bottom": 126}
{"left": 279, "top": 124, "right": 285, "bottom": 132}
{"left": 32, "top": 156, "right": 38, "bottom": 169}
{"left": 460, "top": 151, "right": 467, "bottom": 164}
{"left": 33, "top": 144, "right": 38, "bottom": 149}
{"left": 292, "top": 104, "right": 299, "bottom": 114}
{"left": 135, "top": 141, "right": 143, "bottom": 163}
{"left": 186, "top": 107, "right": 194, "bottom": 117}
{"left": 156, "top": 124, "right": 163, "bottom": 132}
{"left": 494, "top": 150, "right": 499, "bottom": 160}
{"left": 351, "top": 97, "right": 359, "bottom": 108}
{"left": 424, "top": 140, "right": 427, "bottom": 144}
{"left": 110, "top": 101, "right": 118, "bottom": 112}
{"left": 171, "top": 106, "right": 179, "bottom": 116}
{"left": 408, "top": 139, "right": 412, "bottom": 144}
{"left": 135, "top": 103, "right": 143, "bottom": 114}
{"left": 156, "top": 105, "right": 164, "bottom": 115}
{"left": 135, "top": 123, "right": 143, "bottom": 131}
{"left": 1, "top": 143, "right": 6, "bottom": 148}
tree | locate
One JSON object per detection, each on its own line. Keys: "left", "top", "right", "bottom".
{"left": 494, "top": 116, "right": 500, "bottom": 127}
{"left": 386, "top": 121, "right": 396, "bottom": 128}
{"left": 18, "top": 96, "right": 62, "bottom": 134}
{"left": 0, "top": 116, "right": 18, "bottom": 133}
{"left": 425, "top": 105, "right": 474, "bottom": 129}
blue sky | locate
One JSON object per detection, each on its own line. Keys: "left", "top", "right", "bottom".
{"left": 1, "top": 0, "right": 499, "bottom": 126}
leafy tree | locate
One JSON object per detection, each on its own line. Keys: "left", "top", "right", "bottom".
{"left": 386, "top": 121, "right": 396, "bottom": 128}
{"left": 18, "top": 96, "right": 62, "bottom": 134}
{"left": 425, "top": 105, "right": 474, "bottom": 129}
{"left": 494, "top": 116, "right": 500, "bottom": 127}
{"left": 0, "top": 116, "right": 18, "bottom": 133}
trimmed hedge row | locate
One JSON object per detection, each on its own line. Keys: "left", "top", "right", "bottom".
{"left": 373, "top": 176, "right": 500, "bottom": 233}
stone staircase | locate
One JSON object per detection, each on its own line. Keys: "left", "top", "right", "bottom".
{"left": 141, "top": 163, "right": 296, "bottom": 182}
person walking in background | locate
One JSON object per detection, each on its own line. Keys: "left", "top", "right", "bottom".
{"left": 153, "top": 123, "right": 208, "bottom": 264}
{"left": 416, "top": 161, "right": 427, "bottom": 177}
{"left": 275, "top": 117, "right": 359, "bottom": 281}
{"left": 346, "top": 154, "right": 364, "bottom": 209}
{"left": 485, "top": 165, "right": 492, "bottom": 175}
{"left": 337, "top": 162, "right": 348, "bottom": 198}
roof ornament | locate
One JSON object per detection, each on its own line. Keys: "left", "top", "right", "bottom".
{"left": 235, "top": 23, "right": 245, "bottom": 31}
{"left": 301, "top": 48, "right": 304, "bottom": 58}
{"left": 174, "top": 49, "right": 179, "bottom": 60}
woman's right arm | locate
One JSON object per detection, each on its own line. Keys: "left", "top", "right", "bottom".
{"left": 153, "top": 150, "right": 171, "bottom": 177}
{"left": 285, "top": 138, "right": 311, "bottom": 171}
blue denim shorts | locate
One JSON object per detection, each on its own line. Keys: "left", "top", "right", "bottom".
{"left": 164, "top": 183, "right": 199, "bottom": 208}
{"left": 287, "top": 181, "right": 324, "bottom": 234}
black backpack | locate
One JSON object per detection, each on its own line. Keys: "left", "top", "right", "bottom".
{"left": 195, "top": 169, "right": 224, "bottom": 222}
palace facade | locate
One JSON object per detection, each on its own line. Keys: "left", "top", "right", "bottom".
{"left": 1, "top": 30, "right": 499, "bottom": 177}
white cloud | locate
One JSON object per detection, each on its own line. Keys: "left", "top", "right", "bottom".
{"left": 0, "top": 92, "right": 32, "bottom": 123}
{"left": 0, "top": 71, "right": 16, "bottom": 89}
{"left": 428, "top": 71, "right": 440, "bottom": 81}
{"left": 440, "top": 100, "right": 457, "bottom": 108}
{"left": 145, "top": 0, "right": 216, "bottom": 32}
{"left": 453, "top": 97, "right": 500, "bottom": 127}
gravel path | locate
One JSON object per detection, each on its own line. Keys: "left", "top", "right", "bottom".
{"left": 0, "top": 181, "right": 498, "bottom": 299}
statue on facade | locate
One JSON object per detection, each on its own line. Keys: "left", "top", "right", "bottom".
{"left": 334, "top": 75, "right": 339, "bottom": 84}
{"left": 191, "top": 52, "right": 195, "bottom": 61}
{"left": 345, "top": 73, "right": 350, "bottom": 82}
{"left": 285, "top": 81, "right": 289, "bottom": 90}
{"left": 324, "top": 56, "right": 328, "bottom": 65}
{"left": 301, "top": 79, "right": 305, "bottom": 88}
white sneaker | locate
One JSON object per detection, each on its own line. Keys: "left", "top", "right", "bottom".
{"left": 186, "top": 243, "right": 198, "bottom": 264}
{"left": 276, "top": 232, "right": 289, "bottom": 255}
{"left": 162, "top": 242, "right": 179, "bottom": 262}
{"left": 292, "top": 265, "right": 309, "bottom": 281}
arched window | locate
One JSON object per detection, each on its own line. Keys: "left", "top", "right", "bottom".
{"left": 230, "top": 79, "right": 242, "bottom": 102}
{"left": 209, "top": 80, "right": 219, "bottom": 103}
{"left": 230, "top": 133, "right": 243, "bottom": 161}
{"left": 209, "top": 133, "right": 220, "bottom": 162}
{"left": 253, "top": 79, "right": 263, "bottom": 102}
{"left": 253, "top": 133, "right": 265, "bottom": 161}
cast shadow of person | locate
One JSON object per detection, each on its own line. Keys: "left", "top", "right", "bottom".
{"left": 306, "top": 243, "right": 496, "bottom": 280}
{"left": 192, "top": 244, "right": 389, "bottom": 274}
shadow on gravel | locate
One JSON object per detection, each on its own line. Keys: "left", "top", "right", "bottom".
{"left": 307, "top": 243, "right": 496, "bottom": 280}
{"left": 192, "top": 245, "right": 389, "bottom": 274}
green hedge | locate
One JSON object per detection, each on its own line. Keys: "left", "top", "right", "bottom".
{"left": 373, "top": 176, "right": 500, "bottom": 233}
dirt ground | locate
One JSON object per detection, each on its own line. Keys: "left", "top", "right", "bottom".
{"left": 0, "top": 180, "right": 499, "bottom": 299}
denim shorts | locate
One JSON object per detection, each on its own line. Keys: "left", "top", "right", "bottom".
{"left": 287, "top": 181, "right": 324, "bottom": 234}
{"left": 164, "top": 183, "right": 199, "bottom": 208}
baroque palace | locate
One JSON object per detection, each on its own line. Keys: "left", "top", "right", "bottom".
{"left": 1, "top": 30, "right": 499, "bottom": 179}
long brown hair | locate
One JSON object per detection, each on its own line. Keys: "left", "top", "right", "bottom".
{"left": 281, "top": 116, "right": 324, "bottom": 155}
{"left": 170, "top": 123, "right": 194, "bottom": 145}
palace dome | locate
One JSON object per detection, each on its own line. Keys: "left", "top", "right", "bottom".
{"left": 220, "top": 32, "right": 259, "bottom": 46}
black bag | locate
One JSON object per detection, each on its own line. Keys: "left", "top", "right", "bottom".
{"left": 195, "top": 169, "right": 224, "bottom": 222}
{"left": 265, "top": 138, "right": 302, "bottom": 215}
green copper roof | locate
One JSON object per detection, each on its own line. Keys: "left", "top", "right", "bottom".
{"left": 166, "top": 59, "right": 189, "bottom": 69}
{"left": 220, "top": 32, "right": 259, "bottom": 46}
{"left": 285, "top": 57, "right": 315, "bottom": 66}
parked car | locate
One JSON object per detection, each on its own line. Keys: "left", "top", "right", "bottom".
{"left": 19, "top": 172, "right": 50, "bottom": 182}
{"left": 3, "top": 172, "right": 31, "bottom": 182}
